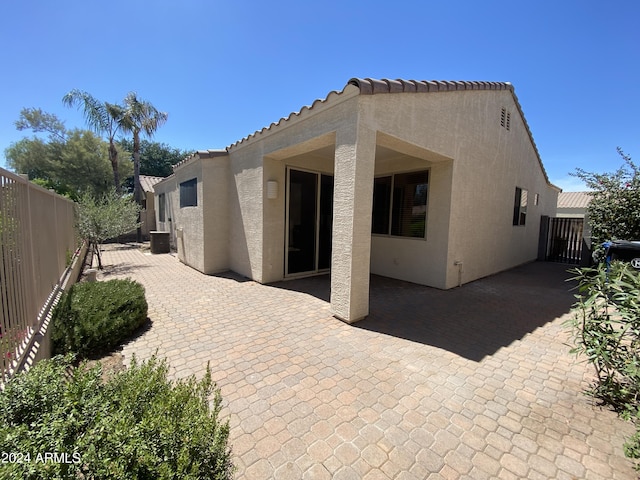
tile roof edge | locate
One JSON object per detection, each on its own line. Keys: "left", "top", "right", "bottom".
{"left": 347, "top": 78, "right": 514, "bottom": 94}
{"left": 211, "top": 77, "right": 553, "bottom": 190}
{"left": 228, "top": 84, "right": 356, "bottom": 150}
{"left": 226, "top": 78, "right": 518, "bottom": 153}
{"left": 349, "top": 79, "right": 552, "bottom": 188}
{"left": 171, "top": 149, "right": 229, "bottom": 172}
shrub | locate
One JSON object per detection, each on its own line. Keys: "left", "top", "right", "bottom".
{"left": 0, "top": 354, "right": 234, "bottom": 479}
{"left": 52, "top": 279, "right": 148, "bottom": 357}
{"left": 567, "top": 261, "right": 640, "bottom": 468}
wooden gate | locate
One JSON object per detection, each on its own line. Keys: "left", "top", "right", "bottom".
{"left": 539, "top": 216, "right": 586, "bottom": 265}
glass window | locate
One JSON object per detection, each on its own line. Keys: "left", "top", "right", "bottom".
{"left": 372, "top": 171, "right": 429, "bottom": 238}
{"left": 180, "top": 178, "right": 197, "bottom": 208}
{"left": 372, "top": 176, "right": 392, "bottom": 234}
{"left": 513, "top": 187, "right": 527, "bottom": 226}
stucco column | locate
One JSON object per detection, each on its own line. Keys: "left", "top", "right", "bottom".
{"left": 331, "top": 123, "right": 376, "bottom": 323}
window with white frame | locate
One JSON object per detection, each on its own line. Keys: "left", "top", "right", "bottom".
{"left": 372, "top": 170, "right": 429, "bottom": 238}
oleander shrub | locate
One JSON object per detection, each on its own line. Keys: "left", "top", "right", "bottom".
{"left": 0, "top": 354, "right": 234, "bottom": 479}
{"left": 566, "top": 261, "right": 640, "bottom": 469}
{"left": 52, "top": 279, "right": 148, "bottom": 357}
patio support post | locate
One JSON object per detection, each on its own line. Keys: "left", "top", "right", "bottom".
{"left": 330, "top": 122, "right": 376, "bottom": 323}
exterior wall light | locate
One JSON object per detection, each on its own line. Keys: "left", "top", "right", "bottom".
{"left": 267, "top": 180, "right": 278, "bottom": 199}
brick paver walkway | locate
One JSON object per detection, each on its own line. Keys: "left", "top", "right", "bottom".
{"left": 98, "top": 244, "right": 636, "bottom": 479}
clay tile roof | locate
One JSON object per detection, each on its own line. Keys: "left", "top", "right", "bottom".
{"left": 557, "top": 191, "right": 592, "bottom": 209}
{"left": 347, "top": 78, "right": 513, "bottom": 94}
{"left": 228, "top": 78, "right": 516, "bottom": 151}
{"left": 225, "top": 77, "right": 554, "bottom": 188}
{"left": 139, "top": 175, "right": 165, "bottom": 193}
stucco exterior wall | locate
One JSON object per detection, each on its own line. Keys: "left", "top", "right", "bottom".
{"left": 154, "top": 176, "right": 177, "bottom": 247}
{"left": 358, "top": 90, "right": 558, "bottom": 288}
{"left": 201, "top": 156, "right": 231, "bottom": 274}
{"left": 443, "top": 91, "right": 558, "bottom": 286}
{"left": 227, "top": 143, "right": 265, "bottom": 281}
{"left": 156, "top": 83, "right": 557, "bottom": 308}
{"left": 153, "top": 161, "right": 207, "bottom": 272}
{"left": 234, "top": 94, "right": 360, "bottom": 284}
{"left": 140, "top": 191, "right": 156, "bottom": 239}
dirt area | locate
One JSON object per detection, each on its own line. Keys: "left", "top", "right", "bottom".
{"left": 83, "top": 351, "right": 127, "bottom": 380}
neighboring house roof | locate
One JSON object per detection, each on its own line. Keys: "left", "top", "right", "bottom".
{"left": 557, "top": 191, "right": 591, "bottom": 209}
{"left": 139, "top": 175, "right": 165, "bottom": 193}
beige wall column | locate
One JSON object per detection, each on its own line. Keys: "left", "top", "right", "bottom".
{"left": 330, "top": 122, "right": 376, "bottom": 323}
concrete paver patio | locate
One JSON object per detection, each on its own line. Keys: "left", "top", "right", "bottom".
{"left": 99, "top": 244, "right": 636, "bottom": 479}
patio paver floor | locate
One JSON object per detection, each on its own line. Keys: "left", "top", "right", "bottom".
{"left": 98, "top": 244, "right": 636, "bottom": 479}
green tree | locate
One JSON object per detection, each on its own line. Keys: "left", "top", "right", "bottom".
{"left": 118, "top": 139, "right": 191, "bottom": 178}
{"left": 119, "top": 93, "right": 168, "bottom": 204}
{"left": 119, "top": 93, "right": 168, "bottom": 242}
{"left": 573, "top": 148, "right": 640, "bottom": 248}
{"left": 4, "top": 137, "right": 54, "bottom": 180}
{"left": 14, "top": 107, "right": 67, "bottom": 143}
{"left": 76, "top": 190, "right": 140, "bottom": 269}
{"left": 4, "top": 127, "right": 131, "bottom": 200}
{"left": 567, "top": 262, "right": 640, "bottom": 469}
{"left": 63, "top": 90, "right": 127, "bottom": 192}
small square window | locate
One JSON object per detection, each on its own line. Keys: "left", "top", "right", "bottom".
{"left": 180, "top": 178, "right": 197, "bottom": 208}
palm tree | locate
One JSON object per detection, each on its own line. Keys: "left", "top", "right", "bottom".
{"left": 62, "top": 90, "right": 125, "bottom": 192}
{"left": 120, "top": 92, "right": 168, "bottom": 241}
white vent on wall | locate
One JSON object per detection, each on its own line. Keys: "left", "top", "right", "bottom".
{"left": 501, "top": 107, "right": 511, "bottom": 131}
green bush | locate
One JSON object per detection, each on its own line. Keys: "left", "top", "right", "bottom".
{"left": 0, "top": 355, "right": 234, "bottom": 479}
{"left": 567, "top": 261, "right": 640, "bottom": 468}
{"left": 52, "top": 279, "right": 148, "bottom": 357}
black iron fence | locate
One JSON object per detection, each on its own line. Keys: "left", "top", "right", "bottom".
{"left": 539, "top": 216, "right": 588, "bottom": 265}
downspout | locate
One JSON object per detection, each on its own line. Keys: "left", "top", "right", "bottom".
{"left": 454, "top": 261, "right": 464, "bottom": 287}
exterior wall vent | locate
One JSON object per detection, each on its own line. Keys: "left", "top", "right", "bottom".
{"left": 501, "top": 107, "right": 511, "bottom": 131}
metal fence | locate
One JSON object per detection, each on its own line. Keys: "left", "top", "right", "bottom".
{"left": 0, "top": 168, "right": 77, "bottom": 383}
{"left": 539, "top": 216, "right": 587, "bottom": 265}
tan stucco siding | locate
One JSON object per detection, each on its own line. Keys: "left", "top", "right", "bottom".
{"left": 201, "top": 156, "right": 231, "bottom": 274}
{"left": 153, "top": 154, "right": 231, "bottom": 275}
{"left": 227, "top": 144, "right": 265, "bottom": 281}
{"left": 445, "top": 91, "right": 557, "bottom": 286}
{"left": 360, "top": 90, "right": 557, "bottom": 287}
{"left": 237, "top": 96, "right": 359, "bottom": 285}
{"left": 154, "top": 176, "right": 177, "bottom": 245}
{"left": 170, "top": 86, "right": 556, "bottom": 296}
{"left": 169, "top": 160, "right": 206, "bottom": 272}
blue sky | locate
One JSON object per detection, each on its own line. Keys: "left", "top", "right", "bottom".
{"left": 1, "top": 0, "right": 638, "bottom": 191}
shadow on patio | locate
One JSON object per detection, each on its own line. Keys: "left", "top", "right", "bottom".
{"left": 272, "top": 261, "right": 577, "bottom": 362}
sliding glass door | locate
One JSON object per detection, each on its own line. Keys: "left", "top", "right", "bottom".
{"left": 286, "top": 168, "right": 333, "bottom": 276}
